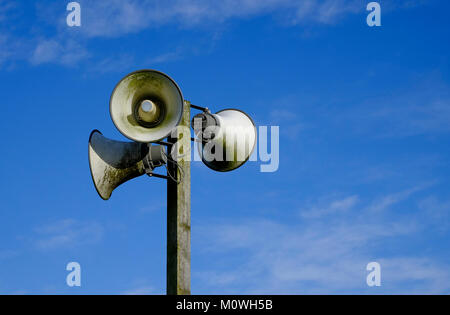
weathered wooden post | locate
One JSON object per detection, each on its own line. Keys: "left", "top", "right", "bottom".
{"left": 167, "top": 101, "right": 191, "bottom": 295}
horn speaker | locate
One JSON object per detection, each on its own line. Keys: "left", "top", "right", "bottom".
{"left": 88, "top": 130, "right": 166, "bottom": 200}
{"left": 192, "top": 109, "right": 257, "bottom": 172}
{"left": 110, "top": 70, "right": 184, "bottom": 143}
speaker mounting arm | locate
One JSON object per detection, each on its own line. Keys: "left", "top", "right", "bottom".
{"left": 146, "top": 172, "right": 170, "bottom": 180}
{"left": 154, "top": 140, "right": 173, "bottom": 147}
{"left": 190, "top": 104, "right": 210, "bottom": 113}
{"left": 142, "top": 145, "right": 171, "bottom": 180}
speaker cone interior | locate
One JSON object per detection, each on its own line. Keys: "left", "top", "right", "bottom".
{"left": 110, "top": 70, "right": 184, "bottom": 143}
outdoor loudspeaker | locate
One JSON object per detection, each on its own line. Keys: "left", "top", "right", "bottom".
{"left": 192, "top": 109, "right": 257, "bottom": 172}
{"left": 89, "top": 130, "right": 166, "bottom": 200}
{"left": 110, "top": 70, "right": 184, "bottom": 143}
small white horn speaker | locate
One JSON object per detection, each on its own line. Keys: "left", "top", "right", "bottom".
{"left": 192, "top": 109, "right": 257, "bottom": 172}
{"left": 110, "top": 70, "right": 184, "bottom": 143}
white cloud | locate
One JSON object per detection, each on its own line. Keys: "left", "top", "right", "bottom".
{"left": 301, "top": 195, "right": 359, "bottom": 218}
{"left": 0, "top": 35, "right": 10, "bottom": 65}
{"left": 30, "top": 39, "right": 89, "bottom": 66}
{"left": 269, "top": 107, "right": 306, "bottom": 140}
{"left": 334, "top": 75, "right": 450, "bottom": 138}
{"left": 34, "top": 219, "right": 104, "bottom": 250}
{"left": 78, "top": 0, "right": 362, "bottom": 38}
{"left": 418, "top": 196, "right": 450, "bottom": 231}
{"left": 79, "top": 0, "right": 427, "bottom": 38}
{"left": 378, "top": 257, "right": 450, "bottom": 294}
{"left": 148, "top": 49, "right": 183, "bottom": 64}
{"left": 0, "top": 249, "right": 19, "bottom": 261}
{"left": 371, "top": 99, "right": 450, "bottom": 137}
{"left": 270, "top": 109, "right": 298, "bottom": 122}
{"left": 0, "top": 1, "right": 15, "bottom": 22}
{"left": 196, "top": 218, "right": 426, "bottom": 294}
{"left": 87, "top": 54, "right": 135, "bottom": 74}
{"left": 0, "top": 0, "right": 429, "bottom": 68}
{"left": 195, "top": 186, "right": 450, "bottom": 294}
{"left": 0, "top": 2, "right": 29, "bottom": 67}
{"left": 366, "top": 184, "right": 430, "bottom": 212}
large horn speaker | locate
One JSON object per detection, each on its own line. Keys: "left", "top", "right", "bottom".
{"left": 192, "top": 109, "right": 257, "bottom": 172}
{"left": 88, "top": 130, "right": 166, "bottom": 200}
{"left": 110, "top": 70, "right": 184, "bottom": 143}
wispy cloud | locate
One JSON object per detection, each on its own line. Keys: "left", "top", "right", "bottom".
{"left": 0, "top": 0, "right": 428, "bottom": 68}
{"left": 75, "top": 0, "right": 428, "bottom": 38}
{"left": 195, "top": 185, "right": 450, "bottom": 294}
{"left": 335, "top": 76, "right": 450, "bottom": 138}
{"left": 418, "top": 196, "right": 450, "bottom": 231}
{"left": 29, "top": 39, "right": 89, "bottom": 66}
{"left": 369, "top": 99, "right": 450, "bottom": 138}
{"left": 147, "top": 49, "right": 184, "bottom": 65}
{"left": 196, "top": 218, "right": 424, "bottom": 294}
{"left": 366, "top": 184, "right": 431, "bottom": 212}
{"left": 0, "top": 34, "right": 10, "bottom": 65}
{"left": 269, "top": 106, "right": 306, "bottom": 140}
{"left": 0, "top": 249, "right": 19, "bottom": 261}
{"left": 270, "top": 109, "right": 298, "bottom": 122}
{"left": 87, "top": 54, "right": 135, "bottom": 74}
{"left": 301, "top": 195, "right": 359, "bottom": 218}
{"left": 0, "top": 1, "right": 15, "bottom": 22}
{"left": 77, "top": 0, "right": 362, "bottom": 38}
{"left": 120, "top": 278, "right": 160, "bottom": 295}
{"left": 33, "top": 219, "right": 104, "bottom": 251}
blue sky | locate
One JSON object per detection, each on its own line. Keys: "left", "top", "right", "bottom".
{"left": 0, "top": 0, "right": 449, "bottom": 294}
